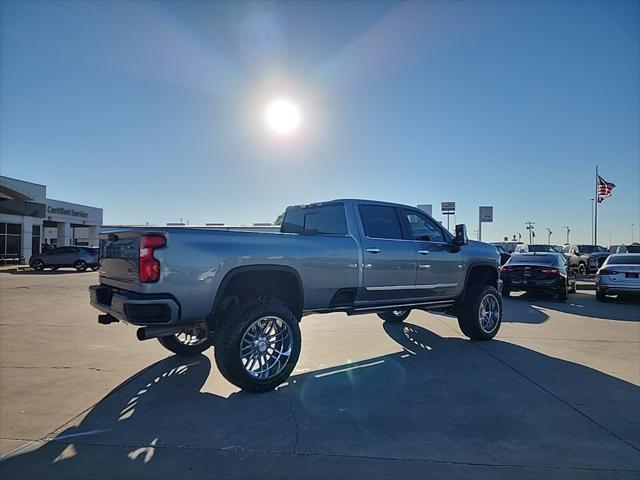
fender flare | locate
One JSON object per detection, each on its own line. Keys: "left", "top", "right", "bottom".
{"left": 209, "top": 264, "right": 304, "bottom": 320}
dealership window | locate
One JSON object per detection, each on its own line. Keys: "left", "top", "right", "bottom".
{"left": 0, "top": 222, "right": 22, "bottom": 256}
{"left": 32, "top": 225, "right": 41, "bottom": 256}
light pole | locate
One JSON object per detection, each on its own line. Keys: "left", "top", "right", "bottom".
{"left": 546, "top": 228, "right": 552, "bottom": 244}
{"left": 565, "top": 226, "right": 570, "bottom": 245}
{"left": 525, "top": 222, "right": 535, "bottom": 244}
{"left": 590, "top": 198, "right": 594, "bottom": 244}
{"left": 633, "top": 224, "right": 635, "bottom": 243}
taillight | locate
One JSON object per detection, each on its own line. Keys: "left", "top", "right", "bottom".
{"left": 139, "top": 234, "right": 166, "bottom": 283}
{"left": 598, "top": 269, "right": 618, "bottom": 276}
{"left": 540, "top": 268, "right": 560, "bottom": 275}
{"left": 500, "top": 266, "right": 511, "bottom": 273}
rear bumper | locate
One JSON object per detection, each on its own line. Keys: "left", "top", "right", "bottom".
{"left": 89, "top": 284, "right": 180, "bottom": 326}
{"left": 596, "top": 284, "right": 640, "bottom": 296}
{"left": 503, "top": 277, "right": 565, "bottom": 292}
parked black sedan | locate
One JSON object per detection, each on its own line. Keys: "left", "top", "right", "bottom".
{"left": 500, "top": 252, "right": 577, "bottom": 300}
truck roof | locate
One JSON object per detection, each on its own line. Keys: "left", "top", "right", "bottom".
{"left": 286, "top": 199, "right": 418, "bottom": 211}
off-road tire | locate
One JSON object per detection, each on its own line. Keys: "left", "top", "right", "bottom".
{"left": 578, "top": 263, "right": 587, "bottom": 276}
{"left": 214, "top": 298, "right": 301, "bottom": 393}
{"left": 377, "top": 310, "right": 411, "bottom": 323}
{"left": 457, "top": 285, "right": 502, "bottom": 341}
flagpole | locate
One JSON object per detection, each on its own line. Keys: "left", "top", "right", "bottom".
{"left": 594, "top": 165, "right": 598, "bottom": 246}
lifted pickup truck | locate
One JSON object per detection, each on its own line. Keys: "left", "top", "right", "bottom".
{"left": 90, "top": 199, "right": 502, "bottom": 392}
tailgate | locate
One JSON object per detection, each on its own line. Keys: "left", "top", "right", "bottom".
{"left": 99, "top": 231, "right": 140, "bottom": 285}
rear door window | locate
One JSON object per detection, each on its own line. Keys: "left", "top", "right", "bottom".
{"left": 358, "top": 205, "right": 403, "bottom": 240}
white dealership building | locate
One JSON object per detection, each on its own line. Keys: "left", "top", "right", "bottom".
{"left": 0, "top": 176, "right": 103, "bottom": 262}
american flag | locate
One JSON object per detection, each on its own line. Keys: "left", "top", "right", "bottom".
{"left": 597, "top": 175, "right": 615, "bottom": 203}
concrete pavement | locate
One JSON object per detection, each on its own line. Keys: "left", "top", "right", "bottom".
{"left": 0, "top": 270, "right": 638, "bottom": 479}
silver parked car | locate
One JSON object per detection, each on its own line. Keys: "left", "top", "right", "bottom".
{"left": 595, "top": 254, "right": 640, "bottom": 301}
{"left": 29, "top": 246, "right": 99, "bottom": 272}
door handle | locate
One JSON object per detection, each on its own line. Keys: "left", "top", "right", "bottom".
{"left": 365, "top": 248, "right": 381, "bottom": 254}
{"left": 417, "top": 250, "right": 430, "bottom": 255}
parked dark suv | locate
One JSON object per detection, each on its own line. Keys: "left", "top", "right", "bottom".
{"left": 29, "top": 246, "right": 99, "bottom": 272}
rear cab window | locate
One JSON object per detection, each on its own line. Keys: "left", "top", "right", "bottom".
{"left": 281, "top": 203, "right": 347, "bottom": 236}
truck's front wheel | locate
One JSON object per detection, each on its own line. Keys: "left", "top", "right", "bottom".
{"left": 214, "top": 299, "right": 301, "bottom": 393}
{"left": 457, "top": 285, "right": 502, "bottom": 341}
{"left": 158, "top": 327, "right": 213, "bottom": 356}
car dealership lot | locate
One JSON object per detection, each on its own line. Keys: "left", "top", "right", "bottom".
{"left": 0, "top": 271, "right": 638, "bottom": 479}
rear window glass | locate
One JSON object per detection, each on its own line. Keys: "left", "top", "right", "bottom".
{"left": 281, "top": 204, "right": 347, "bottom": 235}
{"left": 607, "top": 255, "right": 640, "bottom": 265}
{"left": 528, "top": 245, "right": 555, "bottom": 252}
{"left": 359, "top": 205, "right": 403, "bottom": 240}
{"left": 509, "top": 254, "right": 558, "bottom": 265}
{"left": 578, "top": 245, "right": 606, "bottom": 253}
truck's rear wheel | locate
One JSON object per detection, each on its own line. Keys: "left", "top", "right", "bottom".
{"left": 457, "top": 285, "right": 502, "bottom": 341}
{"left": 214, "top": 298, "right": 301, "bottom": 393}
{"left": 158, "top": 327, "right": 213, "bottom": 356}
{"left": 377, "top": 310, "right": 410, "bottom": 323}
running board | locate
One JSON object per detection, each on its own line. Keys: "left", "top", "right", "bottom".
{"left": 347, "top": 299, "right": 456, "bottom": 316}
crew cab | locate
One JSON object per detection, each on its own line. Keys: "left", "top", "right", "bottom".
{"left": 89, "top": 199, "right": 502, "bottom": 392}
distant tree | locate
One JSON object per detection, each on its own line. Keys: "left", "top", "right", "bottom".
{"left": 274, "top": 212, "right": 285, "bottom": 225}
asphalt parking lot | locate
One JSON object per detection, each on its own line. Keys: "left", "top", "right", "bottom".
{"left": 0, "top": 270, "right": 638, "bottom": 479}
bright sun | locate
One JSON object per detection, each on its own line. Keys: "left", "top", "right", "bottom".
{"left": 264, "top": 98, "right": 302, "bottom": 136}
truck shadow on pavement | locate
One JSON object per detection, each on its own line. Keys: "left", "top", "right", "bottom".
{"left": 1, "top": 323, "right": 639, "bottom": 479}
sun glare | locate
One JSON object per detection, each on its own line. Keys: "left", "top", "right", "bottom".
{"left": 264, "top": 98, "right": 302, "bottom": 136}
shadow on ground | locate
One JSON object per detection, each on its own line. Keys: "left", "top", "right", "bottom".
{"left": 1, "top": 324, "right": 639, "bottom": 479}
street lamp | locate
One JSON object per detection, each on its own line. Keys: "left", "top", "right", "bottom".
{"left": 565, "top": 226, "right": 570, "bottom": 245}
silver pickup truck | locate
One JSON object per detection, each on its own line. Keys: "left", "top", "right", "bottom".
{"left": 90, "top": 199, "right": 502, "bottom": 392}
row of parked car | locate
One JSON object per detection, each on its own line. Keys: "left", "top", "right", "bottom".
{"left": 494, "top": 242, "right": 640, "bottom": 274}
{"left": 494, "top": 243, "right": 640, "bottom": 302}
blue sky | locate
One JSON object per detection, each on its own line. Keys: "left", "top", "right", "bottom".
{"left": 1, "top": 0, "right": 638, "bottom": 244}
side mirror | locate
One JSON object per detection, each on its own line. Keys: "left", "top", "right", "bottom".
{"left": 453, "top": 224, "right": 468, "bottom": 246}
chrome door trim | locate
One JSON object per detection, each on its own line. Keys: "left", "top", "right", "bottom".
{"left": 365, "top": 283, "right": 458, "bottom": 291}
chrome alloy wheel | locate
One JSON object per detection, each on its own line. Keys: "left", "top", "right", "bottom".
{"left": 478, "top": 294, "right": 500, "bottom": 333}
{"left": 174, "top": 327, "right": 209, "bottom": 346}
{"left": 240, "top": 316, "right": 292, "bottom": 379}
